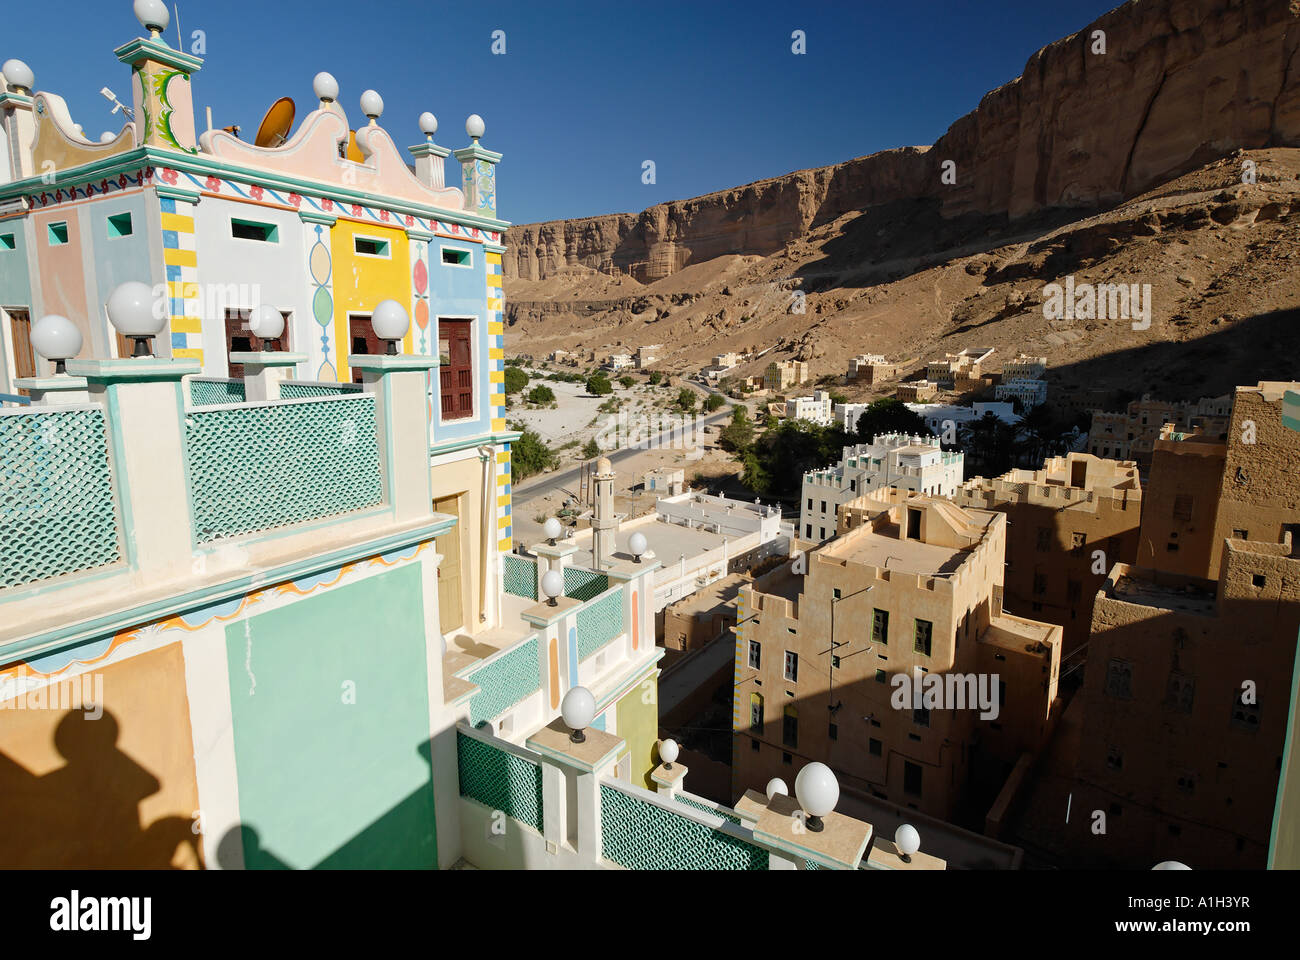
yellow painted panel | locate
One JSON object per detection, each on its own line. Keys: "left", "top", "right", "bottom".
{"left": 486, "top": 274, "right": 503, "bottom": 289}
{"left": 498, "top": 536, "right": 513, "bottom": 552}
{"left": 160, "top": 212, "right": 195, "bottom": 232}
{"left": 488, "top": 348, "right": 503, "bottom": 360}
{"left": 496, "top": 451, "right": 510, "bottom": 464}
{"left": 485, "top": 251, "right": 502, "bottom": 265}
{"left": 488, "top": 298, "right": 503, "bottom": 311}
{"left": 496, "top": 472, "right": 510, "bottom": 486}
{"left": 162, "top": 247, "right": 197, "bottom": 267}
{"left": 170, "top": 316, "right": 203, "bottom": 333}
{"left": 329, "top": 219, "right": 411, "bottom": 383}
{"left": 173, "top": 347, "right": 204, "bottom": 361}
{"left": 491, "top": 418, "right": 507, "bottom": 432}
{"left": 489, "top": 371, "right": 504, "bottom": 384}
{"left": 487, "top": 322, "right": 504, "bottom": 335}
{"left": 497, "top": 514, "right": 512, "bottom": 529}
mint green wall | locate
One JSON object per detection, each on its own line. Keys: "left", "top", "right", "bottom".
{"left": 224, "top": 564, "right": 437, "bottom": 868}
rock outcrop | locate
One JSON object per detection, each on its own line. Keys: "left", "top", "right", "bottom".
{"left": 506, "top": 0, "right": 1300, "bottom": 281}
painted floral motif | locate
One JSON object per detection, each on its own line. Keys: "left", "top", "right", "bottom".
{"left": 288, "top": 192, "right": 302, "bottom": 208}
{"left": 205, "top": 176, "right": 221, "bottom": 191}
{"left": 248, "top": 185, "right": 264, "bottom": 200}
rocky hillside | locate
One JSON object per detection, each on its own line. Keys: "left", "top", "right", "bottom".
{"left": 507, "top": 0, "right": 1300, "bottom": 283}
{"left": 500, "top": 1, "right": 1300, "bottom": 404}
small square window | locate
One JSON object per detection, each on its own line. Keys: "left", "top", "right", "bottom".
{"left": 875, "top": 669, "right": 887, "bottom": 683}
{"left": 1232, "top": 529, "right": 1249, "bottom": 540}
{"left": 106, "top": 212, "right": 133, "bottom": 238}
{"left": 47, "top": 222, "right": 69, "bottom": 245}
{"left": 441, "top": 246, "right": 472, "bottom": 267}
{"left": 353, "top": 236, "right": 390, "bottom": 257}
{"left": 828, "top": 723, "right": 838, "bottom": 741}
{"left": 868, "top": 738, "right": 882, "bottom": 756}
{"left": 231, "top": 219, "right": 278, "bottom": 242}
{"left": 1252, "top": 574, "right": 1266, "bottom": 588}
{"left": 782, "top": 752, "right": 792, "bottom": 765}
{"left": 0, "top": 233, "right": 16, "bottom": 251}
{"left": 750, "top": 737, "right": 759, "bottom": 752}
{"left": 833, "top": 588, "right": 841, "bottom": 600}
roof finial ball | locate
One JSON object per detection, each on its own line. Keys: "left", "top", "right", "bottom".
{"left": 418, "top": 112, "right": 438, "bottom": 143}
{"left": 31, "top": 315, "right": 83, "bottom": 375}
{"left": 360, "top": 89, "right": 384, "bottom": 125}
{"left": 133, "top": 0, "right": 171, "bottom": 39}
{"left": 466, "top": 114, "right": 485, "bottom": 142}
{"left": 312, "top": 72, "right": 339, "bottom": 104}
{"left": 1, "top": 59, "right": 35, "bottom": 96}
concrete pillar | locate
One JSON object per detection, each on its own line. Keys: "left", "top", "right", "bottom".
{"left": 12, "top": 375, "right": 89, "bottom": 405}
{"left": 351, "top": 354, "right": 438, "bottom": 524}
{"left": 65, "top": 356, "right": 199, "bottom": 582}
{"left": 230, "top": 351, "right": 305, "bottom": 402}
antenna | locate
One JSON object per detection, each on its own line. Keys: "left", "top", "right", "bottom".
{"left": 100, "top": 87, "right": 135, "bottom": 122}
{"left": 174, "top": 4, "right": 182, "bottom": 50}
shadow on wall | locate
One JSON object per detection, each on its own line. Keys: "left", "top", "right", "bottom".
{"left": 0, "top": 709, "right": 203, "bottom": 869}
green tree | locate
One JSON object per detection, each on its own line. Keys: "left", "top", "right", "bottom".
{"left": 582, "top": 437, "right": 601, "bottom": 459}
{"left": 618, "top": 375, "right": 635, "bottom": 389}
{"left": 510, "top": 427, "right": 558, "bottom": 481}
{"left": 647, "top": 371, "right": 662, "bottom": 385}
{"left": 852, "top": 398, "right": 931, "bottom": 443}
{"left": 676, "top": 387, "right": 697, "bottom": 412}
{"left": 586, "top": 374, "right": 614, "bottom": 396}
{"left": 704, "top": 392, "right": 726, "bottom": 412}
{"left": 504, "top": 365, "right": 530, "bottom": 395}
{"left": 718, "top": 406, "right": 755, "bottom": 453}
{"left": 526, "top": 384, "right": 555, "bottom": 404}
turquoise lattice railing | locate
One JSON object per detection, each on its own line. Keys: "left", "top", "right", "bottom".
{"left": 564, "top": 566, "right": 608, "bottom": 602}
{"left": 280, "top": 381, "right": 363, "bottom": 399}
{"left": 600, "top": 784, "right": 769, "bottom": 870}
{"left": 189, "top": 379, "right": 246, "bottom": 405}
{"left": 465, "top": 637, "right": 541, "bottom": 726}
{"left": 185, "top": 395, "right": 382, "bottom": 543}
{"left": 577, "top": 588, "right": 624, "bottom": 661}
{"left": 457, "top": 730, "right": 544, "bottom": 833}
{"left": 503, "top": 554, "right": 538, "bottom": 600}
{"left": 675, "top": 792, "right": 742, "bottom": 825}
{"left": 1, "top": 407, "right": 121, "bottom": 589}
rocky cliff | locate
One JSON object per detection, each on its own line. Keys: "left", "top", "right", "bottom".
{"left": 506, "top": 0, "right": 1300, "bottom": 281}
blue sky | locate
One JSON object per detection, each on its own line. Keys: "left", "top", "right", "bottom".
{"left": 8, "top": 0, "right": 1119, "bottom": 224}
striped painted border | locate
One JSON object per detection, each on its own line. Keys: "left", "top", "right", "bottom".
{"left": 160, "top": 196, "right": 202, "bottom": 362}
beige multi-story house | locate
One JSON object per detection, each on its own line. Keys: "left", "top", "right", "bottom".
{"left": 1070, "top": 379, "right": 1300, "bottom": 869}
{"left": 896, "top": 380, "right": 938, "bottom": 403}
{"left": 734, "top": 489, "right": 1062, "bottom": 820}
{"left": 1002, "top": 354, "right": 1048, "bottom": 381}
{"left": 925, "top": 348, "right": 995, "bottom": 386}
{"left": 635, "top": 344, "right": 662, "bottom": 369}
{"left": 1087, "top": 393, "right": 1231, "bottom": 469}
{"left": 952, "top": 453, "right": 1142, "bottom": 653}
{"left": 848, "top": 354, "right": 903, "bottom": 384}
{"left": 764, "top": 359, "right": 809, "bottom": 392}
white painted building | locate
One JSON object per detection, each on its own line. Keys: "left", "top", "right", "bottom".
{"left": 995, "top": 378, "right": 1048, "bottom": 408}
{"left": 785, "top": 389, "right": 833, "bottom": 425}
{"left": 904, "top": 401, "right": 1020, "bottom": 437}
{"left": 799, "top": 433, "right": 965, "bottom": 543}
{"left": 607, "top": 353, "right": 634, "bottom": 372}
{"left": 835, "top": 402, "right": 870, "bottom": 435}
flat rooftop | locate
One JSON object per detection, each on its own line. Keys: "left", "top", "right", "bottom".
{"left": 982, "top": 613, "right": 1057, "bottom": 651}
{"left": 1110, "top": 573, "right": 1217, "bottom": 617}
{"left": 571, "top": 520, "right": 729, "bottom": 571}
{"left": 820, "top": 528, "right": 968, "bottom": 577}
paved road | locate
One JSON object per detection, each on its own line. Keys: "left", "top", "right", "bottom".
{"left": 511, "top": 398, "right": 735, "bottom": 508}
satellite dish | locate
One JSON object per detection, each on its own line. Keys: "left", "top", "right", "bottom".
{"left": 254, "top": 97, "right": 296, "bottom": 148}
{"left": 345, "top": 128, "right": 364, "bottom": 162}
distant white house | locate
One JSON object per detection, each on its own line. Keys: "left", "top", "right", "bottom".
{"left": 799, "top": 433, "right": 965, "bottom": 543}
{"left": 785, "top": 390, "right": 833, "bottom": 425}
{"left": 995, "top": 378, "right": 1048, "bottom": 409}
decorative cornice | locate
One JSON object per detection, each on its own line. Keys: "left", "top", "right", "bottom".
{"left": 113, "top": 36, "right": 204, "bottom": 72}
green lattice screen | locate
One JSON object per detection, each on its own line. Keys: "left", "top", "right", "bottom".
{"left": 280, "top": 382, "right": 362, "bottom": 399}
{"left": 185, "top": 395, "right": 382, "bottom": 543}
{"left": 576, "top": 588, "right": 623, "bottom": 661}
{"left": 456, "top": 730, "right": 544, "bottom": 832}
{"left": 189, "top": 379, "right": 246, "bottom": 405}
{"left": 1, "top": 408, "right": 121, "bottom": 589}
{"left": 564, "top": 566, "right": 608, "bottom": 601}
{"left": 675, "top": 793, "right": 742, "bottom": 824}
{"left": 503, "top": 554, "right": 538, "bottom": 600}
{"left": 600, "top": 784, "right": 769, "bottom": 870}
{"left": 466, "top": 637, "right": 541, "bottom": 725}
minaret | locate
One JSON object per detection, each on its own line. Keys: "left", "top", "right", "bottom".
{"left": 452, "top": 114, "right": 501, "bottom": 218}
{"left": 592, "top": 457, "right": 617, "bottom": 570}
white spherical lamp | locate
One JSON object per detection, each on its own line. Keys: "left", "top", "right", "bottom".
{"left": 794, "top": 761, "right": 839, "bottom": 833}
{"left": 541, "top": 568, "right": 564, "bottom": 607}
{"left": 248, "top": 305, "right": 286, "bottom": 350}
{"left": 1, "top": 59, "right": 34, "bottom": 94}
{"left": 418, "top": 112, "right": 438, "bottom": 140}
{"left": 360, "top": 89, "right": 384, "bottom": 122}
{"left": 765, "top": 777, "right": 788, "bottom": 801}
{"left": 370, "top": 299, "right": 409, "bottom": 355}
{"left": 895, "top": 823, "right": 921, "bottom": 863}
{"left": 628, "top": 531, "right": 648, "bottom": 563}
{"left": 31, "top": 314, "right": 82, "bottom": 374}
{"left": 466, "top": 114, "right": 485, "bottom": 141}
{"left": 658, "top": 738, "right": 679, "bottom": 769}
{"left": 543, "top": 517, "right": 561, "bottom": 545}
{"left": 106, "top": 280, "right": 166, "bottom": 357}
{"left": 1152, "top": 861, "right": 1192, "bottom": 871}
{"left": 312, "top": 72, "right": 339, "bottom": 103}
{"left": 561, "top": 685, "right": 595, "bottom": 743}
{"left": 133, "top": 0, "right": 170, "bottom": 36}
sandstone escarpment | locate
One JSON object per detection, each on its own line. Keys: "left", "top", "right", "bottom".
{"left": 506, "top": 0, "right": 1300, "bottom": 281}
